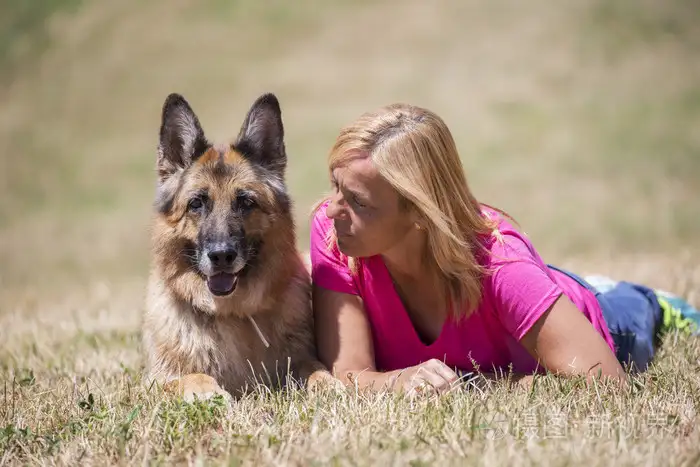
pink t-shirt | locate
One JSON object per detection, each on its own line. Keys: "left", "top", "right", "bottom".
{"left": 309, "top": 202, "right": 616, "bottom": 375}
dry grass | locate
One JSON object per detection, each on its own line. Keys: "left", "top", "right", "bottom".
{"left": 1, "top": 0, "right": 700, "bottom": 464}
{"left": 2, "top": 345, "right": 700, "bottom": 466}
{"left": 2, "top": 258, "right": 700, "bottom": 466}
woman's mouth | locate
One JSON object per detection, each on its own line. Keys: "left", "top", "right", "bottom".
{"left": 334, "top": 224, "right": 351, "bottom": 238}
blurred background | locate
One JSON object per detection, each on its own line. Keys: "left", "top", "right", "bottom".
{"left": 1, "top": 0, "right": 699, "bottom": 333}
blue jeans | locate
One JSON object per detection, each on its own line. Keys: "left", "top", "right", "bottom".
{"left": 547, "top": 265, "right": 663, "bottom": 373}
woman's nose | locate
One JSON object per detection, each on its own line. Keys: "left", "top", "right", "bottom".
{"left": 325, "top": 194, "right": 346, "bottom": 220}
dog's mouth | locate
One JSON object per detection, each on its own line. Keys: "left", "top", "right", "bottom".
{"left": 207, "top": 273, "right": 239, "bottom": 297}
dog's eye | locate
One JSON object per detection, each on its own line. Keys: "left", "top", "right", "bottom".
{"left": 188, "top": 195, "right": 206, "bottom": 211}
{"left": 236, "top": 194, "right": 257, "bottom": 211}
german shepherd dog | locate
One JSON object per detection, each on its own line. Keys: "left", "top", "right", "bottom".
{"left": 142, "top": 92, "right": 331, "bottom": 402}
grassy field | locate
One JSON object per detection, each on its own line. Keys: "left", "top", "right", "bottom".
{"left": 1, "top": 0, "right": 700, "bottom": 464}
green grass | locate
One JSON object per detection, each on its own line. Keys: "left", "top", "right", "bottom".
{"left": 1, "top": 0, "right": 699, "bottom": 464}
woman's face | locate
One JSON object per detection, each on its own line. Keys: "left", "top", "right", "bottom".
{"left": 325, "top": 155, "right": 416, "bottom": 258}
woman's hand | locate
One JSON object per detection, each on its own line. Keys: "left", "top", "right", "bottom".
{"left": 390, "top": 358, "right": 461, "bottom": 398}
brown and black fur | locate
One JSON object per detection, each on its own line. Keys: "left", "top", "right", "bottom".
{"left": 142, "top": 92, "right": 330, "bottom": 401}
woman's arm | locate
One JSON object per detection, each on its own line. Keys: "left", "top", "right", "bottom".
{"left": 313, "top": 284, "right": 458, "bottom": 393}
{"left": 312, "top": 283, "right": 385, "bottom": 388}
{"left": 519, "top": 294, "right": 628, "bottom": 386}
{"left": 477, "top": 295, "right": 628, "bottom": 389}
{"left": 485, "top": 233, "right": 628, "bottom": 387}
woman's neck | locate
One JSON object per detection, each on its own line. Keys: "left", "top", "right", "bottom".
{"left": 381, "top": 228, "right": 434, "bottom": 283}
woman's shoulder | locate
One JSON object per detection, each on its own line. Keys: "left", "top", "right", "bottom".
{"left": 477, "top": 204, "right": 543, "bottom": 267}
{"left": 475, "top": 207, "right": 565, "bottom": 340}
{"left": 479, "top": 204, "right": 520, "bottom": 235}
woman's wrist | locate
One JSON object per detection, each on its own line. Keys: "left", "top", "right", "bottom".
{"left": 336, "top": 366, "right": 414, "bottom": 393}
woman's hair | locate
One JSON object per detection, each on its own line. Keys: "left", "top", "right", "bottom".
{"left": 314, "top": 102, "right": 513, "bottom": 319}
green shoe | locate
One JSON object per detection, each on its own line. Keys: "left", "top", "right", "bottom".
{"left": 656, "top": 292, "right": 700, "bottom": 336}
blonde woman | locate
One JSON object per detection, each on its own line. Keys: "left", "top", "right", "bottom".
{"left": 309, "top": 102, "right": 698, "bottom": 396}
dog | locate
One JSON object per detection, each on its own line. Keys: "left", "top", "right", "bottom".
{"left": 141, "top": 92, "right": 332, "bottom": 402}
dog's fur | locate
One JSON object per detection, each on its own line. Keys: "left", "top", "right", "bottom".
{"left": 142, "top": 92, "right": 330, "bottom": 401}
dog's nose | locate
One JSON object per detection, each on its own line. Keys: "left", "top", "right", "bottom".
{"left": 207, "top": 246, "right": 237, "bottom": 268}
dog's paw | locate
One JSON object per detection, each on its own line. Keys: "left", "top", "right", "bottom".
{"left": 163, "top": 373, "right": 233, "bottom": 404}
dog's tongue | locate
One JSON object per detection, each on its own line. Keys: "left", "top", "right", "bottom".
{"left": 207, "top": 273, "right": 237, "bottom": 296}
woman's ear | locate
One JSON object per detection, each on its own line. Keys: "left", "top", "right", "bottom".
{"left": 406, "top": 204, "right": 425, "bottom": 231}
{"left": 397, "top": 195, "right": 425, "bottom": 230}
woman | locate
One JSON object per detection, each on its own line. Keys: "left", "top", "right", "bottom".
{"left": 309, "top": 102, "right": 697, "bottom": 397}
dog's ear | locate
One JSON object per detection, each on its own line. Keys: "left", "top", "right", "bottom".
{"left": 234, "top": 93, "right": 286, "bottom": 176}
{"left": 157, "top": 93, "right": 209, "bottom": 182}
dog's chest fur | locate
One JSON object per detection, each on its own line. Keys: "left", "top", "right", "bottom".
{"left": 188, "top": 313, "right": 291, "bottom": 392}
{"left": 143, "top": 269, "right": 313, "bottom": 395}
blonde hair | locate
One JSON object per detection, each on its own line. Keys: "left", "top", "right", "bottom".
{"left": 314, "top": 103, "right": 514, "bottom": 319}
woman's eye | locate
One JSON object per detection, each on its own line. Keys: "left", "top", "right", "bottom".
{"left": 351, "top": 195, "right": 366, "bottom": 208}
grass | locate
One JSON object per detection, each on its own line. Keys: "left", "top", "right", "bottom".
{"left": 2, "top": 332, "right": 700, "bottom": 465}
{"left": 1, "top": 0, "right": 700, "bottom": 464}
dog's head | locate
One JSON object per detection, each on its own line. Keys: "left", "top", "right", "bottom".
{"left": 153, "top": 92, "right": 291, "bottom": 298}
